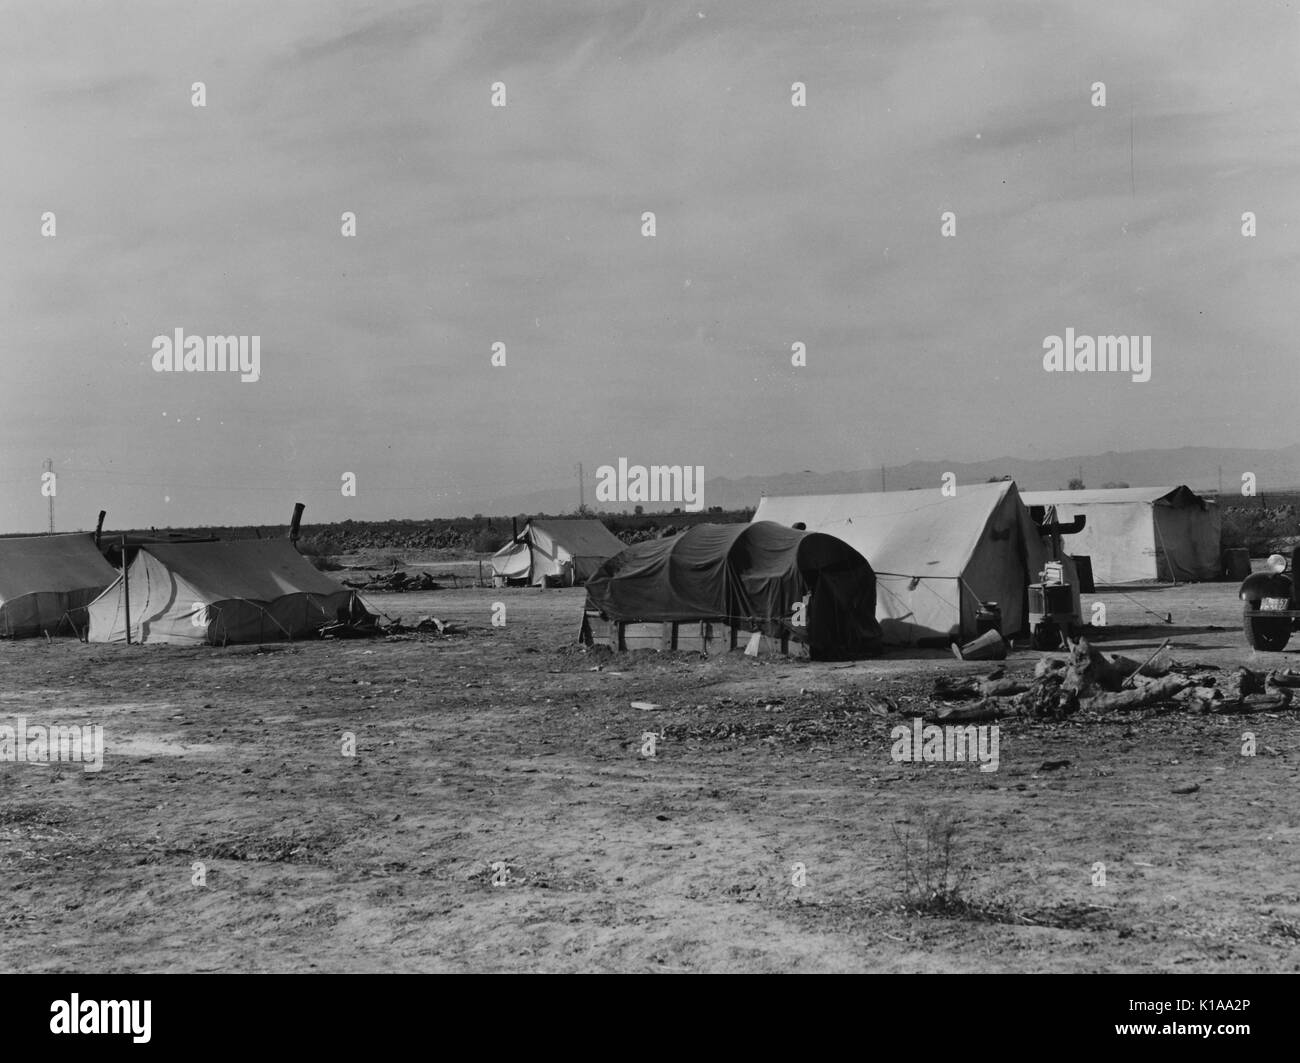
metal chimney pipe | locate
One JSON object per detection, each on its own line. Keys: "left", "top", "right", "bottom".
{"left": 95, "top": 511, "right": 106, "bottom": 548}
{"left": 289, "top": 502, "right": 305, "bottom": 542}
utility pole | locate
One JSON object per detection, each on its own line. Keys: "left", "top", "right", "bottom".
{"left": 1218, "top": 465, "right": 1223, "bottom": 495}
{"left": 881, "top": 464, "right": 886, "bottom": 493}
{"left": 44, "top": 458, "right": 54, "bottom": 533}
{"left": 575, "top": 462, "right": 584, "bottom": 513}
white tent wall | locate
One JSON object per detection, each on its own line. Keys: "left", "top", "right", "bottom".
{"left": 520, "top": 524, "right": 571, "bottom": 585}
{"left": 87, "top": 550, "right": 176, "bottom": 644}
{"left": 1049, "top": 498, "right": 1157, "bottom": 584}
{"left": 870, "top": 573, "right": 962, "bottom": 644}
{"left": 1021, "top": 487, "right": 1220, "bottom": 584}
{"left": 490, "top": 520, "right": 624, "bottom": 586}
{"left": 491, "top": 541, "right": 533, "bottom": 583}
{"left": 87, "top": 541, "right": 361, "bottom": 644}
{"left": 90, "top": 552, "right": 221, "bottom": 644}
{"left": 492, "top": 535, "right": 562, "bottom": 586}
{"left": 754, "top": 482, "right": 1065, "bottom": 645}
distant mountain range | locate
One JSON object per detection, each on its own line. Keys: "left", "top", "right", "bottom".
{"left": 470, "top": 444, "right": 1300, "bottom": 517}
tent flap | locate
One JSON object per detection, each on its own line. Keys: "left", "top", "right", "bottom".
{"left": 491, "top": 519, "right": 624, "bottom": 586}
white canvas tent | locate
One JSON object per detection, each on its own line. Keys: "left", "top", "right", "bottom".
{"left": 753, "top": 481, "right": 1061, "bottom": 645}
{"left": 492, "top": 519, "right": 624, "bottom": 587}
{"left": 0, "top": 533, "right": 117, "bottom": 638}
{"left": 1020, "top": 486, "right": 1220, "bottom": 584}
{"left": 88, "top": 539, "right": 368, "bottom": 644}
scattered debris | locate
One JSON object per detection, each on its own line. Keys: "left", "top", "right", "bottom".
{"left": 378, "top": 615, "right": 463, "bottom": 639}
{"left": 343, "top": 570, "right": 446, "bottom": 593}
{"left": 918, "top": 633, "right": 1300, "bottom": 720}
{"left": 860, "top": 693, "right": 898, "bottom": 716}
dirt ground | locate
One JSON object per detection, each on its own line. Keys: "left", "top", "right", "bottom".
{"left": 1, "top": 577, "right": 1298, "bottom": 973}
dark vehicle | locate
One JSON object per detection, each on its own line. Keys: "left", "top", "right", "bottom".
{"left": 1240, "top": 548, "right": 1300, "bottom": 651}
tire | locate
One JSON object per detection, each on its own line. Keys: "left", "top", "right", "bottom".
{"left": 1243, "top": 602, "right": 1291, "bottom": 651}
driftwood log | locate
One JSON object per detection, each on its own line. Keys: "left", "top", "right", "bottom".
{"left": 925, "top": 699, "right": 1023, "bottom": 723}
{"left": 932, "top": 672, "right": 1029, "bottom": 701}
{"left": 1211, "top": 689, "right": 1294, "bottom": 714}
{"left": 925, "top": 671, "right": 1077, "bottom": 722}
{"left": 1078, "top": 675, "right": 1194, "bottom": 712}
{"left": 1175, "top": 685, "right": 1225, "bottom": 713}
{"left": 926, "top": 641, "right": 1300, "bottom": 724}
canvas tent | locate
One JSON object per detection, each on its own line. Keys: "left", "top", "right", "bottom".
{"left": 753, "top": 481, "right": 1060, "bottom": 645}
{"left": 584, "top": 521, "right": 882, "bottom": 659}
{"left": 0, "top": 533, "right": 118, "bottom": 638}
{"left": 1020, "top": 486, "right": 1220, "bottom": 584}
{"left": 87, "top": 539, "right": 371, "bottom": 644}
{"left": 492, "top": 518, "right": 625, "bottom": 587}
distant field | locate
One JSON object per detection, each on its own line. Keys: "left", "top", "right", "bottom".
{"left": 5, "top": 489, "right": 1294, "bottom": 561}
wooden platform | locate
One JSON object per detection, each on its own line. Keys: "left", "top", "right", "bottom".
{"left": 580, "top": 611, "right": 809, "bottom": 658}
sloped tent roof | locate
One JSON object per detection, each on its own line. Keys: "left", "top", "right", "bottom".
{"left": 584, "top": 521, "right": 882, "bottom": 660}
{"left": 87, "top": 539, "right": 370, "bottom": 644}
{"left": 753, "top": 481, "right": 1052, "bottom": 644}
{"left": 0, "top": 533, "right": 118, "bottom": 637}
{"left": 492, "top": 518, "right": 625, "bottom": 585}
{"left": 1023, "top": 485, "right": 1204, "bottom": 507}
{"left": 1020, "top": 485, "right": 1220, "bottom": 583}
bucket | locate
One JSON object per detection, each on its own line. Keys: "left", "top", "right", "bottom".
{"left": 952, "top": 629, "right": 1007, "bottom": 661}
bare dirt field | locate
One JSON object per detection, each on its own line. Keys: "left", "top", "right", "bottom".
{"left": 2, "top": 578, "right": 1298, "bottom": 973}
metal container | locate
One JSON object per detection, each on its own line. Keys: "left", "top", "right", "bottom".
{"left": 1221, "top": 548, "right": 1250, "bottom": 581}
{"left": 975, "top": 602, "right": 1002, "bottom": 636}
{"left": 1029, "top": 583, "right": 1074, "bottom": 615}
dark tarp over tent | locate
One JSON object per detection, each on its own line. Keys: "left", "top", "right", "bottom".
{"left": 87, "top": 539, "right": 373, "bottom": 645}
{"left": 584, "top": 521, "right": 882, "bottom": 659}
{"left": 0, "top": 533, "right": 118, "bottom": 638}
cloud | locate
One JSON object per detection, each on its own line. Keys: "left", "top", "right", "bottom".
{"left": 2, "top": 0, "right": 1298, "bottom": 530}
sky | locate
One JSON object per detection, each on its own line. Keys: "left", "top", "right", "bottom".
{"left": 2, "top": 0, "right": 1297, "bottom": 532}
